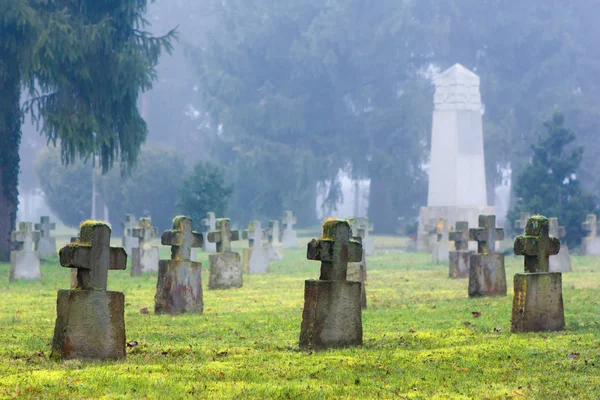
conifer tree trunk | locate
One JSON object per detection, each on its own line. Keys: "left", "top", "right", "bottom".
{"left": 0, "top": 66, "right": 22, "bottom": 261}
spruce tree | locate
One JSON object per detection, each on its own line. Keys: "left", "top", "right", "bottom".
{"left": 509, "top": 110, "right": 597, "bottom": 247}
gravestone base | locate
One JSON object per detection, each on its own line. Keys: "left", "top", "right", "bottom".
{"left": 432, "top": 242, "right": 449, "bottom": 264}
{"left": 155, "top": 260, "right": 203, "bottom": 314}
{"left": 130, "top": 246, "right": 159, "bottom": 275}
{"left": 449, "top": 251, "right": 471, "bottom": 279}
{"left": 264, "top": 243, "right": 283, "bottom": 261}
{"left": 51, "top": 290, "right": 126, "bottom": 360}
{"left": 347, "top": 262, "right": 367, "bottom": 309}
{"left": 299, "top": 280, "right": 362, "bottom": 350}
{"left": 37, "top": 238, "right": 57, "bottom": 258}
{"left": 549, "top": 245, "right": 571, "bottom": 273}
{"left": 10, "top": 250, "right": 41, "bottom": 281}
{"left": 249, "top": 247, "right": 269, "bottom": 274}
{"left": 203, "top": 238, "right": 217, "bottom": 253}
{"left": 242, "top": 248, "right": 251, "bottom": 273}
{"left": 418, "top": 206, "right": 495, "bottom": 252}
{"left": 511, "top": 272, "right": 565, "bottom": 333}
{"left": 122, "top": 236, "right": 138, "bottom": 258}
{"left": 583, "top": 237, "right": 600, "bottom": 256}
{"left": 468, "top": 253, "right": 506, "bottom": 297}
{"left": 364, "top": 237, "right": 375, "bottom": 257}
{"left": 209, "top": 251, "right": 243, "bottom": 289}
{"left": 281, "top": 231, "right": 298, "bottom": 249}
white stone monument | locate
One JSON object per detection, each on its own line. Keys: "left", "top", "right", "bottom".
{"left": 417, "top": 64, "right": 494, "bottom": 250}
{"left": 10, "top": 222, "right": 41, "bottom": 281}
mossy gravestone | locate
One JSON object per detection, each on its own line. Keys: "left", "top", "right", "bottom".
{"left": 468, "top": 215, "right": 506, "bottom": 297}
{"left": 207, "top": 218, "right": 242, "bottom": 289}
{"left": 581, "top": 214, "right": 600, "bottom": 256}
{"left": 348, "top": 217, "right": 368, "bottom": 309}
{"left": 299, "top": 218, "right": 363, "bottom": 351}
{"left": 281, "top": 210, "right": 298, "bottom": 249}
{"left": 549, "top": 217, "right": 571, "bottom": 273}
{"left": 155, "top": 216, "right": 204, "bottom": 315}
{"left": 432, "top": 218, "right": 450, "bottom": 264}
{"left": 264, "top": 220, "right": 283, "bottom": 261}
{"left": 34, "top": 216, "right": 57, "bottom": 257}
{"left": 52, "top": 221, "right": 128, "bottom": 360}
{"left": 448, "top": 221, "right": 471, "bottom": 279}
{"left": 10, "top": 222, "right": 41, "bottom": 281}
{"left": 130, "top": 217, "right": 159, "bottom": 275}
{"left": 512, "top": 215, "right": 564, "bottom": 332}
{"left": 242, "top": 221, "right": 269, "bottom": 274}
{"left": 121, "top": 214, "right": 139, "bottom": 257}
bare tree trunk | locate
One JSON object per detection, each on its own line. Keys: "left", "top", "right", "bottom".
{"left": 0, "top": 68, "right": 22, "bottom": 261}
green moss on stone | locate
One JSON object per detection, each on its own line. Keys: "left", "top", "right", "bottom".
{"left": 79, "top": 220, "right": 109, "bottom": 243}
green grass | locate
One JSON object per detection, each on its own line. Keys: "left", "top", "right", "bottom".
{"left": 1, "top": 236, "right": 599, "bottom": 399}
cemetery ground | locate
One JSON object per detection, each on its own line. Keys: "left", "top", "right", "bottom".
{"left": 1, "top": 233, "right": 599, "bottom": 399}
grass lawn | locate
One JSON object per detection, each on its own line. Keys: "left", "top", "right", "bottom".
{"left": 0, "top": 233, "right": 599, "bottom": 399}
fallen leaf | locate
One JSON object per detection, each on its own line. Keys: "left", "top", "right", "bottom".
{"left": 513, "top": 390, "right": 525, "bottom": 397}
{"left": 493, "top": 327, "right": 502, "bottom": 333}
{"left": 472, "top": 311, "right": 482, "bottom": 318}
{"left": 409, "top": 328, "right": 416, "bottom": 333}
{"left": 139, "top": 307, "right": 149, "bottom": 314}
{"left": 567, "top": 353, "right": 580, "bottom": 359}
{"left": 464, "top": 322, "right": 472, "bottom": 327}
{"left": 219, "top": 371, "right": 225, "bottom": 379}
{"left": 126, "top": 341, "right": 138, "bottom": 348}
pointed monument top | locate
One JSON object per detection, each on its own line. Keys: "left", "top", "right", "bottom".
{"left": 435, "top": 63, "right": 480, "bottom": 87}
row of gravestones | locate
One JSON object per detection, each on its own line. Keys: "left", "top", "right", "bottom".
{"left": 49, "top": 214, "right": 566, "bottom": 360}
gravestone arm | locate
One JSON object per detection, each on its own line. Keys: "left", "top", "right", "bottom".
{"left": 109, "top": 248, "right": 128, "bottom": 270}
{"left": 59, "top": 245, "right": 92, "bottom": 269}
{"left": 347, "top": 240, "right": 363, "bottom": 263}
{"left": 207, "top": 231, "right": 222, "bottom": 244}
{"left": 307, "top": 239, "right": 332, "bottom": 262}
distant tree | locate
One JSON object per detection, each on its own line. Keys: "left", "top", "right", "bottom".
{"left": 0, "top": 1, "right": 174, "bottom": 260}
{"left": 177, "top": 162, "right": 233, "bottom": 230}
{"left": 509, "top": 111, "right": 597, "bottom": 247}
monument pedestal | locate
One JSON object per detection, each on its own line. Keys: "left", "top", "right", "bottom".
{"left": 511, "top": 273, "right": 564, "bottom": 332}
{"left": 299, "top": 280, "right": 362, "bottom": 350}
{"left": 52, "top": 290, "right": 126, "bottom": 360}
{"left": 209, "top": 251, "right": 243, "bottom": 289}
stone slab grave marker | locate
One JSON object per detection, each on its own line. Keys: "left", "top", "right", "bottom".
{"left": 155, "top": 216, "right": 204, "bottom": 314}
{"left": 348, "top": 217, "right": 369, "bottom": 309}
{"left": 207, "top": 218, "right": 242, "bottom": 289}
{"left": 34, "top": 216, "right": 57, "bottom": 257}
{"left": 242, "top": 221, "right": 269, "bottom": 274}
{"left": 264, "top": 220, "right": 283, "bottom": 261}
{"left": 512, "top": 215, "right": 564, "bottom": 332}
{"left": 468, "top": 215, "right": 506, "bottom": 297}
{"left": 299, "top": 218, "right": 363, "bottom": 351}
{"left": 130, "top": 217, "right": 159, "bottom": 275}
{"left": 10, "top": 222, "right": 41, "bottom": 281}
{"left": 549, "top": 217, "right": 571, "bottom": 272}
{"left": 514, "top": 212, "right": 531, "bottom": 234}
{"left": 280, "top": 210, "right": 298, "bottom": 248}
{"left": 52, "top": 221, "right": 128, "bottom": 360}
{"left": 121, "top": 214, "right": 139, "bottom": 257}
{"left": 448, "top": 221, "right": 472, "bottom": 278}
{"left": 582, "top": 214, "right": 600, "bottom": 256}
{"left": 432, "top": 218, "right": 450, "bottom": 264}
{"left": 201, "top": 212, "right": 217, "bottom": 253}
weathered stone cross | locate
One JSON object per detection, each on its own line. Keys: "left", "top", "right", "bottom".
{"left": 208, "top": 218, "right": 240, "bottom": 253}
{"left": 449, "top": 221, "right": 469, "bottom": 251}
{"left": 349, "top": 217, "right": 373, "bottom": 238}
{"left": 514, "top": 212, "right": 531, "bottom": 232}
{"left": 243, "top": 221, "right": 267, "bottom": 247}
{"left": 267, "top": 220, "right": 280, "bottom": 244}
{"left": 201, "top": 212, "right": 216, "bottom": 232}
{"left": 469, "top": 215, "right": 504, "bottom": 254}
{"left": 282, "top": 210, "right": 297, "bottom": 231}
{"left": 514, "top": 215, "right": 560, "bottom": 273}
{"left": 11, "top": 222, "right": 40, "bottom": 251}
{"left": 161, "top": 216, "right": 203, "bottom": 261}
{"left": 307, "top": 218, "right": 363, "bottom": 281}
{"left": 132, "top": 217, "right": 158, "bottom": 245}
{"left": 122, "top": 214, "right": 137, "bottom": 236}
{"left": 549, "top": 217, "right": 566, "bottom": 241}
{"left": 35, "top": 216, "right": 55, "bottom": 238}
{"left": 582, "top": 214, "right": 599, "bottom": 238}
{"left": 59, "top": 221, "right": 127, "bottom": 290}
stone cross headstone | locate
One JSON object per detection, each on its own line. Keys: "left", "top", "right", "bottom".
{"left": 155, "top": 216, "right": 204, "bottom": 314}
{"left": 582, "top": 214, "right": 600, "bottom": 256}
{"left": 432, "top": 218, "right": 450, "bottom": 264}
{"left": 348, "top": 217, "right": 369, "bottom": 309}
{"left": 468, "top": 215, "right": 506, "bottom": 297}
{"left": 130, "top": 217, "right": 159, "bottom": 275}
{"left": 242, "top": 221, "right": 269, "bottom": 274}
{"left": 514, "top": 212, "right": 531, "bottom": 234}
{"left": 549, "top": 217, "right": 571, "bottom": 272}
{"left": 299, "top": 218, "right": 363, "bottom": 350}
{"left": 448, "top": 221, "right": 472, "bottom": 279}
{"left": 10, "top": 222, "right": 41, "bottom": 281}
{"left": 280, "top": 210, "right": 298, "bottom": 248}
{"left": 512, "top": 215, "right": 564, "bottom": 332}
{"left": 34, "top": 216, "right": 57, "bottom": 257}
{"left": 264, "top": 220, "right": 283, "bottom": 261}
{"left": 207, "top": 218, "right": 242, "bottom": 289}
{"left": 201, "top": 212, "right": 217, "bottom": 252}
{"left": 52, "top": 221, "right": 128, "bottom": 360}
{"left": 121, "top": 214, "right": 139, "bottom": 257}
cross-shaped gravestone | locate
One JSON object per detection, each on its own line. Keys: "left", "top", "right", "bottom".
{"left": 514, "top": 212, "right": 531, "bottom": 233}
{"left": 449, "top": 221, "right": 469, "bottom": 251}
{"left": 11, "top": 222, "right": 40, "bottom": 252}
{"left": 132, "top": 217, "right": 158, "bottom": 245}
{"left": 243, "top": 221, "right": 267, "bottom": 247}
{"left": 549, "top": 218, "right": 566, "bottom": 241}
{"left": 35, "top": 216, "right": 55, "bottom": 239}
{"left": 130, "top": 217, "right": 159, "bottom": 275}
{"left": 242, "top": 221, "right": 269, "bottom": 274}
{"left": 161, "top": 216, "right": 203, "bottom": 261}
{"left": 10, "top": 222, "right": 41, "bottom": 281}
{"left": 514, "top": 215, "right": 560, "bottom": 273}
{"left": 348, "top": 217, "right": 369, "bottom": 309}
{"left": 265, "top": 220, "right": 283, "bottom": 261}
{"left": 582, "top": 214, "right": 599, "bottom": 238}
{"left": 201, "top": 212, "right": 217, "bottom": 252}
{"left": 281, "top": 210, "right": 298, "bottom": 248}
{"left": 59, "top": 221, "right": 127, "bottom": 290}
{"left": 307, "top": 218, "right": 363, "bottom": 281}
{"left": 208, "top": 218, "right": 240, "bottom": 253}
{"left": 34, "top": 216, "right": 57, "bottom": 257}
{"left": 549, "top": 217, "right": 571, "bottom": 273}
{"left": 121, "top": 214, "right": 139, "bottom": 256}
{"left": 349, "top": 216, "right": 375, "bottom": 256}
{"left": 469, "top": 215, "right": 504, "bottom": 254}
